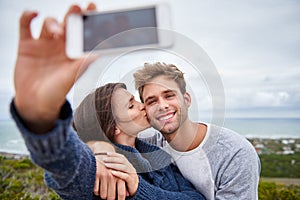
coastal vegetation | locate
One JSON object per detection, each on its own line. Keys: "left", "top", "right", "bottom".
{"left": 259, "top": 181, "right": 300, "bottom": 200}
{"left": 0, "top": 155, "right": 60, "bottom": 200}
{"left": 259, "top": 152, "right": 300, "bottom": 178}
{"left": 1, "top": 153, "right": 300, "bottom": 200}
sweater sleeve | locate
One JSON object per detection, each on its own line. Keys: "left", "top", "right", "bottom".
{"left": 129, "top": 175, "right": 206, "bottom": 200}
{"left": 10, "top": 100, "right": 98, "bottom": 200}
{"left": 214, "top": 131, "right": 261, "bottom": 200}
{"left": 128, "top": 163, "right": 206, "bottom": 200}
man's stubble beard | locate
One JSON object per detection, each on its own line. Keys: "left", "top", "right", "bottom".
{"left": 150, "top": 107, "right": 188, "bottom": 138}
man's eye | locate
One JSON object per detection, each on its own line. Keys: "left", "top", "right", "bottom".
{"left": 129, "top": 104, "right": 134, "bottom": 109}
{"left": 146, "top": 100, "right": 155, "bottom": 105}
{"left": 166, "top": 94, "right": 175, "bottom": 98}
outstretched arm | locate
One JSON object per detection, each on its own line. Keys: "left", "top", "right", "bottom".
{"left": 12, "top": 4, "right": 128, "bottom": 200}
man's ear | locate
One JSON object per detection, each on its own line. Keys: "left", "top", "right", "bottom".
{"left": 183, "top": 92, "right": 191, "bottom": 107}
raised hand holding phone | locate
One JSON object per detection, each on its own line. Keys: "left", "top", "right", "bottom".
{"left": 14, "top": 4, "right": 96, "bottom": 134}
{"left": 13, "top": 3, "right": 130, "bottom": 200}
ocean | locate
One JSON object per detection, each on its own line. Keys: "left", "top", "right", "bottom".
{"left": 223, "top": 118, "right": 300, "bottom": 139}
{"left": 0, "top": 118, "right": 299, "bottom": 155}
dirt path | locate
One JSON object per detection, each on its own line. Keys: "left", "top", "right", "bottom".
{"left": 261, "top": 177, "right": 300, "bottom": 186}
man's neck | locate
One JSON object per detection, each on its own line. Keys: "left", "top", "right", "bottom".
{"left": 165, "top": 121, "right": 207, "bottom": 152}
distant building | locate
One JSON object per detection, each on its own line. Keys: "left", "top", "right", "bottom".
{"left": 282, "top": 139, "right": 295, "bottom": 144}
{"left": 281, "top": 146, "right": 295, "bottom": 155}
{"left": 254, "top": 143, "right": 265, "bottom": 154}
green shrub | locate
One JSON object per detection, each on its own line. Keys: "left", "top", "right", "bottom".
{"left": 0, "top": 156, "right": 61, "bottom": 200}
{"left": 258, "top": 182, "right": 277, "bottom": 200}
{"left": 13, "top": 159, "right": 34, "bottom": 169}
{"left": 258, "top": 181, "right": 300, "bottom": 200}
{"left": 259, "top": 152, "right": 300, "bottom": 178}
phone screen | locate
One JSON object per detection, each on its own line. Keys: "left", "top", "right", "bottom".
{"left": 83, "top": 7, "right": 158, "bottom": 51}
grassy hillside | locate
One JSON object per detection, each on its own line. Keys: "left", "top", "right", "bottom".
{"left": 1, "top": 154, "right": 300, "bottom": 200}
{"left": 0, "top": 156, "right": 60, "bottom": 200}
{"left": 259, "top": 152, "right": 300, "bottom": 178}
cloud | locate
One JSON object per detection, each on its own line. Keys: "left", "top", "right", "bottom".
{"left": 252, "top": 91, "right": 289, "bottom": 107}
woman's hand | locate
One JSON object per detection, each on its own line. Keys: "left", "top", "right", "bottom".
{"left": 102, "top": 152, "right": 139, "bottom": 196}
{"left": 94, "top": 157, "right": 128, "bottom": 200}
{"left": 87, "top": 141, "right": 129, "bottom": 200}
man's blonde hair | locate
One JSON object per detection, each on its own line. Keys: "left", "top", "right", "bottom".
{"left": 133, "top": 62, "right": 186, "bottom": 102}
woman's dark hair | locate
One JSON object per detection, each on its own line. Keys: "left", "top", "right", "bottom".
{"left": 94, "top": 83, "right": 126, "bottom": 142}
{"left": 73, "top": 82, "right": 126, "bottom": 143}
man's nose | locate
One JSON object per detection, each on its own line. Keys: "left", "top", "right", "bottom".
{"left": 158, "top": 98, "right": 169, "bottom": 110}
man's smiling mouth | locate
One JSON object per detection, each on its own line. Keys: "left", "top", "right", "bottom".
{"left": 158, "top": 112, "right": 175, "bottom": 121}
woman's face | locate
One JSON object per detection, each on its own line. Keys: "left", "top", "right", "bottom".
{"left": 111, "top": 88, "right": 150, "bottom": 136}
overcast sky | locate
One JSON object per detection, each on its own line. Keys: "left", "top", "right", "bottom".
{"left": 0, "top": 0, "right": 299, "bottom": 120}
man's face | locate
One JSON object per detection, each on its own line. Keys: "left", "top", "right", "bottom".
{"left": 142, "top": 75, "right": 191, "bottom": 137}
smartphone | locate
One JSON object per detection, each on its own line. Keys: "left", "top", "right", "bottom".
{"left": 66, "top": 3, "right": 173, "bottom": 58}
